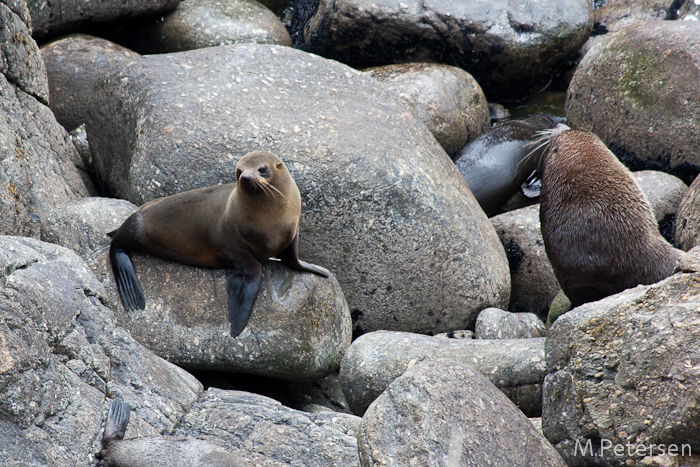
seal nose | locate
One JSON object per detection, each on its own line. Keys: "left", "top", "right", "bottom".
{"left": 239, "top": 171, "right": 261, "bottom": 193}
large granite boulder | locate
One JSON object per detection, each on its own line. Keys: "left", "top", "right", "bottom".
{"left": 0, "top": 1, "right": 91, "bottom": 237}
{"left": 291, "top": 0, "right": 593, "bottom": 100}
{"left": 85, "top": 43, "right": 510, "bottom": 336}
{"left": 543, "top": 251, "right": 700, "bottom": 466}
{"left": 41, "top": 197, "right": 352, "bottom": 383}
{"left": 0, "top": 72, "right": 92, "bottom": 237}
{"left": 566, "top": 21, "right": 700, "bottom": 185}
{"left": 357, "top": 359, "right": 566, "bottom": 467}
{"left": 106, "top": 0, "right": 292, "bottom": 54}
{"left": 40, "top": 34, "right": 141, "bottom": 132}
{"left": 339, "top": 330, "right": 546, "bottom": 417}
{"left": 0, "top": 236, "right": 203, "bottom": 466}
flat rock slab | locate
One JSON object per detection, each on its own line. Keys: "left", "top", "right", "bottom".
{"left": 339, "top": 330, "right": 546, "bottom": 416}
{"left": 175, "top": 388, "right": 360, "bottom": 466}
{"left": 86, "top": 42, "right": 510, "bottom": 336}
{"left": 357, "top": 358, "right": 566, "bottom": 467}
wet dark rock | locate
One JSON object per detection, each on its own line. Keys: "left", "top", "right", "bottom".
{"left": 28, "top": 0, "right": 182, "bottom": 41}
{"left": 339, "top": 330, "right": 546, "bottom": 417}
{"left": 291, "top": 0, "right": 593, "bottom": 101}
{"left": 40, "top": 34, "right": 141, "bottom": 132}
{"left": 107, "top": 0, "right": 292, "bottom": 55}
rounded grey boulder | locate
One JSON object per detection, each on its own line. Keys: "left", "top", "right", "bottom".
{"left": 363, "top": 63, "right": 490, "bottom": 156}
{"left": 85, "top": 43, "right": 510, "bottom": 336}
{"left": 357, "top": 358, "right": 567, "bottom": 467}
{"left": 566, "top": 21, "right": 700, "bottom": 185}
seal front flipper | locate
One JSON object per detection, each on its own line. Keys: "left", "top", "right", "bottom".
{"left": 276, "top": 235, "right": 329, "bottom": 278}
{"left": 225, "top": 264, "right": 262, "bottom": 337}
{"left": 109, "top": 242, "right": 146, "bottom": 311}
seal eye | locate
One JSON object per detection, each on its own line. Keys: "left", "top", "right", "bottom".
{"left": 258, "top": 166, "right": 269, "bottom": 176}
{"left": 236, "top": 169, "right": 242, "bottom": 180}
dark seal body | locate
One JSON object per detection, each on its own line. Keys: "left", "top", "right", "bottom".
{"left": 109, "top": 151, "right": 327, "bottom": 337}
{"left": 540, "top": 128, "right": 682, "bottom": 307}
{"left": 454, "top": 114, "right": 561, "bottom": 215}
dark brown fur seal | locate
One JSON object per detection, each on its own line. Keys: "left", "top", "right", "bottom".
{"left": 454, "top": 114, "right": 563, "bottom": 215}
{"left": 109, "top": 151, "right": 328, "bottom": 337}
{"left": 97, "top": 401, "right": 252, "bottom": 467}
{"left": 540, "top": 126, "right": 682, "bottom": 307}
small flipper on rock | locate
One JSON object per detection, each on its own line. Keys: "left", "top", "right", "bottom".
{"left": 97, "top": 400, "right": 131, "bottom": 466}
{"left": 226, "top": 266, "right": 262, "bottom": 338}
{"left": 109, "top": 242, "right": 146, "bottom": 311}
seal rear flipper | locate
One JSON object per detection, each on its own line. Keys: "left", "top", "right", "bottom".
{"left": 276, "top": 235, "right": 329, "bottom": 278}
{"left": 102, "top": 400, "right": 131, "bottom": 447}
{"left": 225, "top": 267, "right": 262, "bottom": 337}
{"left": 109, "top": 243, "right": 146, "bottom": 310}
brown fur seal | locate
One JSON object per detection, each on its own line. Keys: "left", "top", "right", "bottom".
{"left": 539, "top": 126, "right": 682, "bottom": 307}
{"left": 109, "top": 151, "right": 328, "bottom": 337}
{"left": 97, "top": 400, "right": 252, "bottom": 467}
{"left": 454, "top": 114, "right": 563, "bottom": 215}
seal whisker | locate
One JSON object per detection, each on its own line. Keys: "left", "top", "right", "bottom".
{"left": 518, "top": 137, "right": 552, "bottom": 170}
{"left": 265, "top": 183, "right": 288, "bottom": 201}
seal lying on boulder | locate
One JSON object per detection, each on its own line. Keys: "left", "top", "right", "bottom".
{"left": 109, "top": 151, "right": 328, "bottom": 337}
